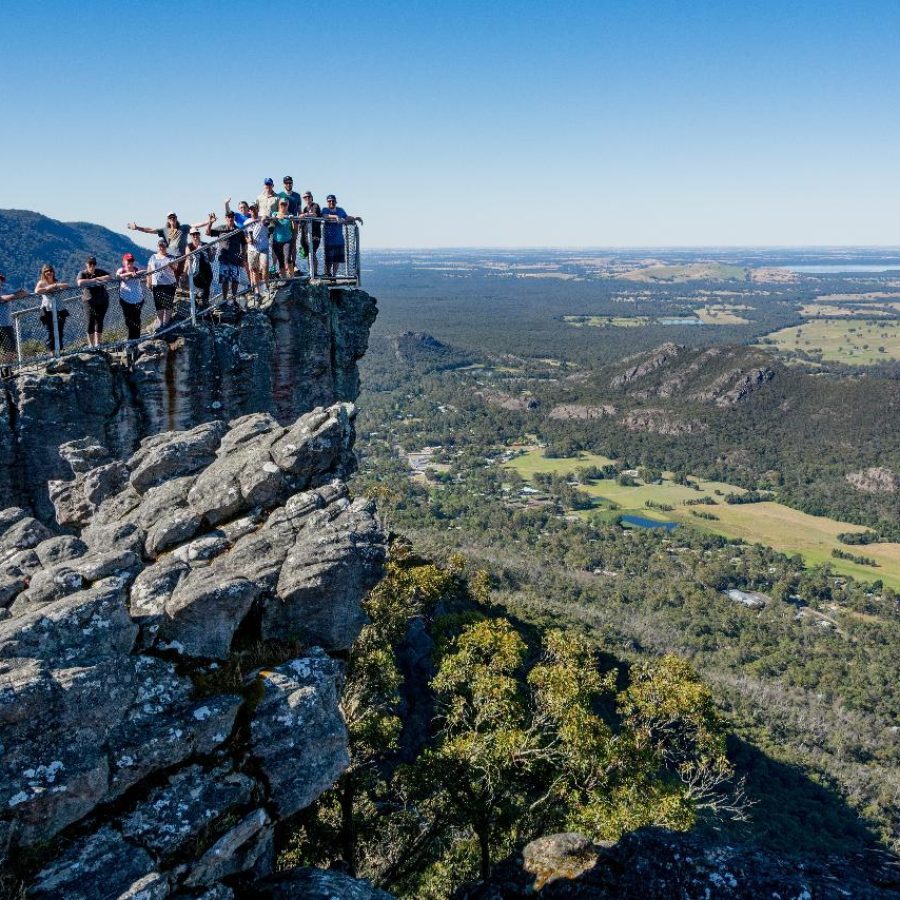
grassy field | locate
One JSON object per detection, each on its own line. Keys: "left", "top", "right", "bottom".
{"left": 502, "top": 451, "right": 900, "bottom": 589}
{"left": 504, "top": 448, "right": 616, "bottom": 477}
{"left": 563, "top": 315, "right": 650, "bottom": 328}
{"left": 620, "top": 263, "right": 748, "bottom": 283}
{"left": 695, "top": 305, "right": 750, "bottom": 325}
{"left": 762, "top": 318, "right": 900, "bottom": 364}
{"left": 800, "top": 303, "right": 892, "bottom": 318}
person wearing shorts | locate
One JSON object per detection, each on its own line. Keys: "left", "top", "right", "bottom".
{"left": 146, "top": 240, "right": 177, "bottom": 329}
{"left": 76, "top": 255, "right": 112, "bottom": 348}
{"left": 321, "top": 194, "right": 363, "bottom": 278}
{"left": 207, "top": 210, "right": 246, "bottom": 302}
{"left": 116, "top": 252, "right": 145, "bottom": 340}
{"left": 243, "top": 204, "right": 270, "bottom": 301}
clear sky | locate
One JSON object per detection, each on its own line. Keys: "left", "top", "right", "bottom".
{"left": 2, "top": 0, "right": 899, "bottom": 248}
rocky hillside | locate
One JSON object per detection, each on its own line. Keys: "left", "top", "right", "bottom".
{"left": 0, "top": 404, "right": 386, "bottom": 897}
{"left": 0, "top": 209, "right": 148, "bottom": 287}
{"left": 0, "top": 281, "right": 376, "bottom": 520}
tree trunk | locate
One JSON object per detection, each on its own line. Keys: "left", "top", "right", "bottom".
{"left": 478, "top": 826, "right": 491, "bottom": 881}
{"left": 339, "top": 772, "right": 356, "bottom": 877}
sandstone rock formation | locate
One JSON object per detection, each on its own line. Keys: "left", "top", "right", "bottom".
{"left": 0, "top": 281, "right": 376, "bottom": 521}
{"left": 0, "top": 403, "right": 387, "bottom": 897}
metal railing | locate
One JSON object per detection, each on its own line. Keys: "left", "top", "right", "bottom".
{"left": 3, "top": 219, "right": 361, "bottom": 371}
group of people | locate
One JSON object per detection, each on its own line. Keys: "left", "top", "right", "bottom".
{"left": 128, "top": 178, "right": 362, "bottom": 306}
{"left": 0, "top": 178, "right": 362, "bottom": 361}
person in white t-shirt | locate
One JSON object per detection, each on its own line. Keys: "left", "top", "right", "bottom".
{"left": 116, "top": 252, "right": 145, "bottom": 340}
{"left": 243, "top": 203, "right": 270, "bottom": 301}
{"left": 145, "top": 240, "right": 177, "bottom": 329}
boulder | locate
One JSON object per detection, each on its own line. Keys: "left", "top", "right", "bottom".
{"left": 250, "top": 652, "right": 349, "bottom": 817}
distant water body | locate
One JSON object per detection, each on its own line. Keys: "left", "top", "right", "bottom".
{"left": 787, "top": 264, "right": 900, "bottom": 273}
{"left": 620, "top": 515, "right": 678, "bottom": 531}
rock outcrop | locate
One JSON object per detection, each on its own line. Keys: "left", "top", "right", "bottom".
{"left": 845, "top": 467, "right": 899, "bottom": 495}
{"left": 455, "top": 830, "right": 900, "bottom": 898}
{"left": 0, "top": 404, "right": 386, "bottom": 897}
{"left": 0, "top": 281, "right": 377, "bottom": 521}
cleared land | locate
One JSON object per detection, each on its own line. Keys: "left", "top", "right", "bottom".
{"left": 800, "top": 302, "right": 894, "bottom": 318}
{"left": 504, "top": 448, "right": 615, "bottom": 477}
{"left": 695, "top": 305, "right": 751, "bottom": 325}
{"left": 762, "top": 319, "right": 900, "bottom": 364}
{"left": 563, "top": 316, "right": 650, "bottom": 328}
{"left": 620, "top": 263, "right": 747, "bottom": 282}
{"left": 502, "top": 452, "right": 900, "bottom": 589}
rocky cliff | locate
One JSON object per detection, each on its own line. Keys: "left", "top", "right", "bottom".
{"left": 0, "top": 281, "right": 390, "bottom": 898}
{"left": 0, "top": 281, "right": 376, "bottom": 521}
{"left": 0, "top": 404, "right": 386, "bottom": 897}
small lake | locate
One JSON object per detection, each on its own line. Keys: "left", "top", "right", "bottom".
{"left": 787, "top": 265, "right": 900, "bottom": 273}
{"left": 658, "top": 317, "right": 703, "bottom": 326}
{"left": 620, "top": 515, "right": 678, "bottom": 531}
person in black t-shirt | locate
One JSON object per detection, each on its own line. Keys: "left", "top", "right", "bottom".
{"left": 207, "top": 210, "right": 247, "bottom": 302}
{"left": 76, "top": 256, "right": 112, "bottom": 348}
{"left": 299, "top": 192, "right": 322, "bottom": 276}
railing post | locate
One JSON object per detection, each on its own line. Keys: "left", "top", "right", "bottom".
{"left": 14, "top": 315, "right": 22, "bottom": 367}
{"left": 51, "top": 294, "right": 61, "bottom": 358}
{"left": 306, "top": 220, "right": 316, "bottom": 279}
{"left": 355, "top": 224, "right": 362, "bottom": 287}
{"left": 188, "top": 252, "right": 197, "bottom": 325}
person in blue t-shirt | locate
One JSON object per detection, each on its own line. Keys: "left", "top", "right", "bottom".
{"left": 321, "top": 194, "right": 363, "bottom": 278}
{"left": 224, "top": 197, "right": 253, "bottom": 228}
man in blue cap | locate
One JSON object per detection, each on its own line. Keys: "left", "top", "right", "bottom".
{"left": 256, "top": 178, "right": 279, "bottom": 220}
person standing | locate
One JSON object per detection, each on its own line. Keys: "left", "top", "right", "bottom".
{"left": 299, "top": 191, "right": 322, "bottom": 276}
{"left": 270, "top": 199, "right": 294, "bottom": 277}
{"left": 256, "top": 178, "right": 280, "bottom": 220}
{"left": 116, "top": 252, "right": 145, "bottom": 341}
{"left": 243, "top": 203, "right": 270, "bottom": 302}
{"left": 186, "top": 228, "right": 214, "bottom": 310}
{"left": 145, "top": 240, "right": 177, "bottom": 330}
{"left": 76, "top": 255, "right": 112, "bottom": 348}
{"left": 321, "top": 194, "right": 363, "bottom": 278}
{"left": 278, "top": 176, "right": 302, "bottom": 274}
{"left": 207, "top": 210, "right": 246, "bottom": 303}
{"left": 128, "top": 212, "right": 209, "bottom": 291}
{"left": 34, "top": 264, "right": 71, "bottom": 353}
{"left": 0, "top": 273, "right": 28, "bottom": 373}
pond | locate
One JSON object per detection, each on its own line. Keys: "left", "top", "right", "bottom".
{"left": 620, "top": 515, "right": 678, "bottom": 531}
{"left": 658, "top": 317, "right": 703, "bottom": 326}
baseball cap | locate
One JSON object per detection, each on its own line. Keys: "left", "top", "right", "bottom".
{"left": 167, "top": 211, "right": 177, "bottom": 217}
{"left": 264, "top": 178, "right": 274, "bottom": 186}
{"left": 122, "top": 253, "right": 135, "bottom": 262}
{"left": 283, "top": 176, "right": 293, "bottom": 183}
{"left": 326, "top": 194, "right": 336, "bottom": 201}
{"left": 189, "top": 228, "right": 200, "bottom": 235}
{"left": 86, "top": 255, "right": 97, "bottom": 265}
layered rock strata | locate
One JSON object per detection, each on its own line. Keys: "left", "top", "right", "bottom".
{"left": 0, "top": 404, "right": 386, "bottom": 897}
{"left": 0, "top": 282, "right": 377, "bottom": 520}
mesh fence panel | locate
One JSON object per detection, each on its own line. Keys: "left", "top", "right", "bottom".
{"left": 7, "top": 221, "right": 360, "bottom": 369}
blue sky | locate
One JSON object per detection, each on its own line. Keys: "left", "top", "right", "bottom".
{"left": 2, "top": 0, "right": 899, "bottom": 247}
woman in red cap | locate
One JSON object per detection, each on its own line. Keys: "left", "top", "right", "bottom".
{"left": 116, "top": 252, "right": 145, "bottom": 340}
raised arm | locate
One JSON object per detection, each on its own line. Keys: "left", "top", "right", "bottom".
{"left": 191, "top": 215, "right": 215, "bottom": 230}
{"left": 128, "top": 223, "right": 157, "bottom": 234}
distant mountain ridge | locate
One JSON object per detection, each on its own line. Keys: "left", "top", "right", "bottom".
{"left": 0, "top": 209, "right": 147, "bottom": 289}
